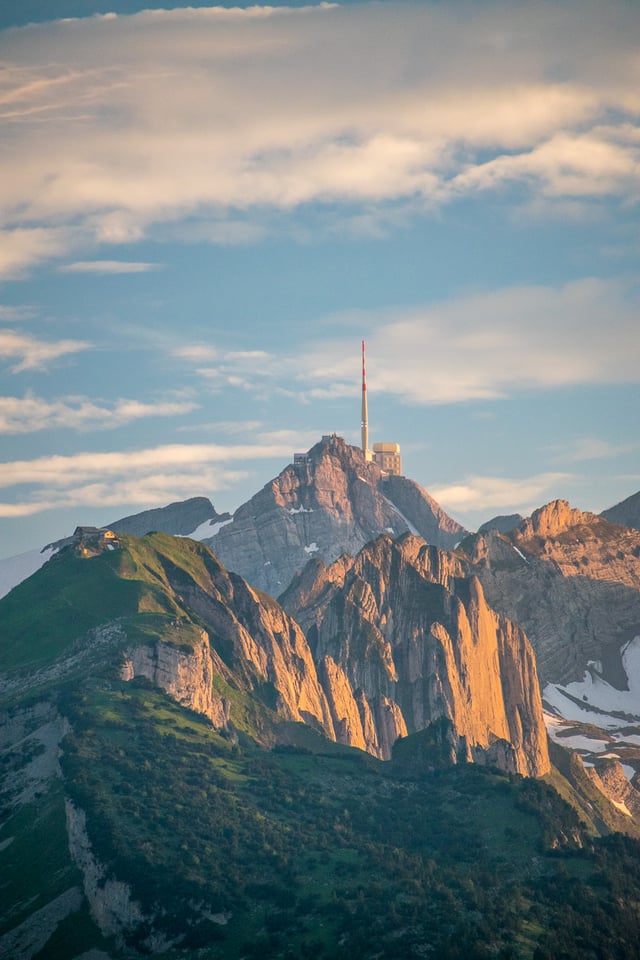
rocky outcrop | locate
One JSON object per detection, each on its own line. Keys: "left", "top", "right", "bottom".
{"left": 0, "top": 887, "right": 82, "bottom": 960}
{"left": 518, "top": 500, "right": 595, "bottom": 540}
{"left": 586, "top": 759, "right": 640, "bottom": 819}
{"left": 283, "top": 534, "right": 549, "bottom": 775}
{"left": 119, "top": 630, "right": 231, "bottom": 729}
{"left": 463, "top": 502, "right": 640, "bottom": 684}
{"left": 128, "top": 538, "right": 336, "bottom": 739}
{"left": 0, "top": 702, "right": 70, "bottom": 809}
{"left": 110, "top": 496, "right": 228, "bottom": 537}
{"left": 203, "top": 436, "right": 467, "bottom": 596}
{"left": 65, "top": 800, "right": 152, "bottom": 942}
{"left": 601, "top": 489, "right": 640, "bottom": 532}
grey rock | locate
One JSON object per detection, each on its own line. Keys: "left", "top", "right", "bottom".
{"left": 109, "top": 497, "right": 227, "bottom": 537}
{"left": 205, "top": 436, "right": 467, "bottom": 596}
{"left": 601, "top": 489, "right": 640, "bottom": 532}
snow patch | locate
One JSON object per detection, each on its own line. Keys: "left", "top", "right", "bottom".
{"left": 0, "top": 545, "right": 58, "bottom": 599}
{"left": 289, "top": 505, "right": 313, "bottom": 515}
{"left": 511, "top": 545, "right": 530, "bottom": 564}
{"left": 381, "top": 495, "right": 420, "bottom": 536}
{"left": 621, "top": 763, "right": 636, "bottom": 781}
{"left": 185, "top": 517, "right": 233, "bottom": 540}
{"left": 543, "top": 636, "right": 640, "bottom": 729}
{"left": 304, "top": 542, "right": 319, "bottom": 555}
{"left": 554, "top": 734, "right": 609, "bottom": 753}
{"left": 615, "top": 734, "right": 640, "bottom": 746}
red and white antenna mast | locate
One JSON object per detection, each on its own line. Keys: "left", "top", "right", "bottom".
{"left": 361, "top": 339, "right": 369, "bottom": 455}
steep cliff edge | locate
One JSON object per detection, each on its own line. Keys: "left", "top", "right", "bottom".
{"left": 283, "top": 534, "right": 549, "bottom": 776}
{"left": 203, "top": 436, "right": 467, "bottom": 595}
{"left": 462, "top": 500, "right": 640, "bottom": 685}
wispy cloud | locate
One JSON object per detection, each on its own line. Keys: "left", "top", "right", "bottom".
{"left": 58, "top": 260, "right": 160, "bottom": 274}
{"left": 0, "top": 2, "right": 638, "bottom": 272}
{"left": 0, "top": 394, "right": 198, "bottom": 434}
{"left": 0, "top": 305, "right": 34, "bottom": 323}
{"left": 0, "top": 328, "right": 90, "bottom": 372}
{"left": 0, "top": 227, "right": 76, "bottom": 278}
{"left": 173, "top": 344, "right": 219, "bottom": 362}
{"left": 0, "top": 440, "right": 294, "bottom": 516}
{"left": 429, "top": 473, "right": 573, "bottom": 517}
{"left": 175, "top": 278, "right": 640, "bottom": 405}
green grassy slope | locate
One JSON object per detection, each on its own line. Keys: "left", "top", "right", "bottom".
{"left": 47, "top": 681, "right": 640, "bottom": 959}
{"left": 4, "top": 532, "right": 640, "bottom": 958}
{"left": 0, "top": 533, "right": 235, "bottom": 675}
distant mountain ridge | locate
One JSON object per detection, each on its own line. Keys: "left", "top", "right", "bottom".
{"left": 109, "top": 496, "right": 230, "bottom": 537}
{"left": 601, "top": 489, "right": 640, "bottom": 531}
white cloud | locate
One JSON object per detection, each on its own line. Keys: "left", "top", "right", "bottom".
{"left": 177, "top": 278, "right": 638, "bottom": 406}
{"left": 173, "top": 344, "right": 219, "bottom": 362}
{"left": 0, "top": 394, "right": 198, "bottom": 434}
{"left": 0, "top": 2, "right": 638, "bottom": 272}
{"left": 0, "top": 438, "right": 297, "bottom": 516}
{"left": 0, "top": 328, "right": 90, "bottom": 372}
{"left": 0, "top": 442, "right": 293, "bottom": 490}
{"left": 429, "top": 473, "right": 573, "bottom": 515}
{"left": 58, "top": 260, "right": 160, "bottom": 274}
{"left": 0, "top": 227, "right": 76, "bottom": 278}
{"left": 288, "top": 278, "right": 640, "bottom": 405}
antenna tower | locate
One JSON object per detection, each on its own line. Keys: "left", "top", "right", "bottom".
{"left": 361, "top": 339, "right": 369, "bottom": 455}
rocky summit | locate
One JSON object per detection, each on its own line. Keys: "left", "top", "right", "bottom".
{"left": 204, "top": 435, "right": 467, "bottom": 596}
{"left": 462, "top": 499, "right": 640, "bottom": 685}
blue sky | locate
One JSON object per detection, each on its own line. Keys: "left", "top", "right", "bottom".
{"left": 0, "top": 0, "right": 639, "bottom": 558}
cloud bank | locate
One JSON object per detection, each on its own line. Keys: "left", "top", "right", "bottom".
{"left": 0, "top": 1, "right": 638, "bottom": 274}
{"left": 0, "top": 439, "right": 302, "bottom": 516}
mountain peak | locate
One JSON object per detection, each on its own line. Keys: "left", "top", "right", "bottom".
{"left": 517, "top": 499, "right": 597, "bottom": 540}
{"left": 206, "top": 437, "right": 467, "bottom": 596}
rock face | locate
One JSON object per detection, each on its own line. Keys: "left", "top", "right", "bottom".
{"left": 91, "top": 531, "right": 545, "bottom": 777}
{"left": 110, "top": 496, "right": 228, "bottom": 537}
{"left": 463, "top": 500, "right": 640, "bottom": 685}
{"left": 204, "top": 436, "right": 467, "bottom": 596}
{"left": 585, "top": 759, "right": 640, "bottom": 819}
{"left": 120, "top": 630, "right": 231, "bottom": 729}
{"left": 283, "top": 534, "right": 549, "bottom": 776}
{"left": 601, "top": 489, "right": 640, "bottom": 532}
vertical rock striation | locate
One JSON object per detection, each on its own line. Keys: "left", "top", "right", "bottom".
{"left": 283, "top": 534, "right": 549, "bottom": 775}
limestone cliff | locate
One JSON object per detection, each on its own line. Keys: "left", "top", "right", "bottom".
{"left": 585, "top": 759, "right": 640, "bottom": 819}
{"left": 203, "top": 436, "right": 467, "bottom": 596}
{"left": 119, "top": 630, "right": 231, "bottom": 729}
{"left": 463, "top": 500, "right": 640, "bottom": 685}
{"left": 283, "top": 534, "right": 549, "bottom": 776}
{"left": 113, "top": 535, "right": 337, "bottom": 740}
